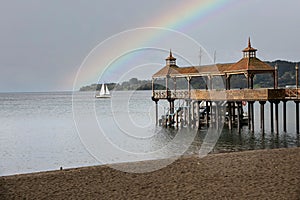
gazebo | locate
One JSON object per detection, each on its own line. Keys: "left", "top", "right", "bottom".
{"left": 224, "top": 38, "right": 276, "bottom": 89}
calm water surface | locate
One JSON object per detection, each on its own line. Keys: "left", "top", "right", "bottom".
{"left": 0, "top": 91, "right": 299, "bottom": 176}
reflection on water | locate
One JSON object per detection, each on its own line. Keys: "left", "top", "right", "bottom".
{"left": 164, "top": 126, "right": 300, "bottom": 156}
{"left": 194, "top": 127, "right": 299, "bottom": 154}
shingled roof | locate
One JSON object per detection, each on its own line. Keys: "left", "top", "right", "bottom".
{"left": 152, "top": 65, "right": 181, "bottom": 77}
{"left": 152, "top": 63, "right": 233, "bottom": 78}
{"left": 224, "top": 38, "right": 274, "bottom": 74}
{"left": 224, "top": 57, "right": 275, "bottom": 74}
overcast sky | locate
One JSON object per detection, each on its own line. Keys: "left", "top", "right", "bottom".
{"left": 0, "top": 0, "right": 300, "bottom": 92}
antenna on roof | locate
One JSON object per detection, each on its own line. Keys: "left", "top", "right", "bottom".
{"left": 213, "top": 50, "right": 217, "bottom": 64}
{"left": 199, "top": 48, "right": 202, "bottom": 66}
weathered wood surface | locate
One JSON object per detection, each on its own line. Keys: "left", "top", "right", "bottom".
{"left": 153, "top": 89, "right": 297, "bottom": 101}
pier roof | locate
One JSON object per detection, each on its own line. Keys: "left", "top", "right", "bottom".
{"left": 152, "top": 65, "right": 181, "bottom": 77}
{"left": 224, "top": 57, "right": 275, "bottom": 75}
{"left": 152, "top": 63, "right": 233, "bottom": 78}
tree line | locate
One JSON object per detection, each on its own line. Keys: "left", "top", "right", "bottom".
{"left": 80, "top": 60, "right": 300, "bottom": 91}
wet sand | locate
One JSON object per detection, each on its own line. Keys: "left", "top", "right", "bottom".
{"left": 1, "top": 147, "right": 300, "bottom": 199}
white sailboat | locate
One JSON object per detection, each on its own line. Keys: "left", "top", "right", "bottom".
{"left": 95, "top": 84, "right": 111, "bottom": 98}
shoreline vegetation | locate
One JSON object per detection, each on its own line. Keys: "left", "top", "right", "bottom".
{"left": 80, "top": 60, "right": 300, "bottom": 92}
{"left": 1, "top": 147, "right": 299, "bottom": 199}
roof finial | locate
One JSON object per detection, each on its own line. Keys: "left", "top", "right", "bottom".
{"left": 248, "top": 37, "right": 251, "bottom": 48}
{"left": 169, "top": 49, "right": 172, "bottom": 57}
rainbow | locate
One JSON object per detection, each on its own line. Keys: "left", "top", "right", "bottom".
{"left": 70, "top": 0, "right": 242, "bottom": 90}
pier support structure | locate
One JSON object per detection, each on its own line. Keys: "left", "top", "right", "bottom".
{"left": 197, "top": 101, "right": 201, "bottom": 129}
{"left": 236, "top": 101, "right": 242, "bottom": 131}
{"left": 167, "top": 98, "right": 175, "bottom": 127}
{"left": 248, "top": 101, "right": 255, "bottom": 132}
{"left": 295, "top": 101, "right": 299, "bottom": 134}
{"left": 206, "top": 101, "right": 210, "bottom": 127}
{"left": 274, "top": 101, "right": 279, "bottom": 134}
{"left": 259, "top": 101, "right": 266, "bottom": 134}
{"left": 228, "top": 102, "right": 232, "bottom": 130}
{"left": 185, "top": 99, "right": 191, "bottom": 127}
{"left": 282, "top": 100, "right": 287, "bottom": 132}
{"left": 152, "top": 97, "right": 159, "bottom": 126}
{"left": 270, "top": 101, "right": 274, "bottom": 132}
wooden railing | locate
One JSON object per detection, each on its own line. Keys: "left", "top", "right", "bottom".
{"left": 285, "top": 88, "right": 300, "bottom": 99}
{"left": 153, "top": 88, "right": 290, "bottom": 101}
{"left": 153, "top": 90, "right": 189, "bottom": 99}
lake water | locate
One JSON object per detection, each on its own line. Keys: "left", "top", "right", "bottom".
{"left": 0, "top": 91, "right": 299, "bottom": 175}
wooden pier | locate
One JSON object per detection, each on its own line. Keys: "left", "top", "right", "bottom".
{"left": 151, "top": 39, "right": 300, "bottom": 133}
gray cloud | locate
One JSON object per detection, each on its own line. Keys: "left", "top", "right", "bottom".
{"left": 0, "top": 0, "right": 299, "bottom": 92}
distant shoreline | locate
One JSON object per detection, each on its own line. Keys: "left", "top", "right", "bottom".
{"left": 1, "top": 147, "right": 299, "bottom": 199}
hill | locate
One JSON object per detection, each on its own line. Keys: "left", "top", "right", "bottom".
{"left": 79, "top": 60, "right": 300, "bottom": 91}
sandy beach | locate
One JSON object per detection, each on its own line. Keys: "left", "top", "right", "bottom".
{"left": 1, "top": 147, "right": 300, "bottom": 199}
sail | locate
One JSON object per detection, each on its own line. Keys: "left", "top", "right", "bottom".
{"left": 105, "top": 85, "right": 110, "bottom": 95}
{"left": 100, "top": 84, "right": 105, "bottom": 95}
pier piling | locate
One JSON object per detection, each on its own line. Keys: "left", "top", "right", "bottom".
{"left": 270, "top": 101, "right": 274, "bottom": 132}
{"left": 249, "top": 101, "right": 255, "bottom": 132}
{"left": 228, "top": 102, "right": 232, "bottom": 130}
{"left": 295, "top": 101, "right": 299, "bottom": 134}
{"left": 260, "top": 101, "right": 266, "bottom": 134}
{"left": 283, "top": 100, "right": 287, "bottom": 132}
{"left": 237, "top": 102, "right": 242, "bottom": 131}
{"left": 274, "top": 101, "right": 279, "bottom": 134}
{"left": 206, "top": 101, "right": 209, "bottom": 127}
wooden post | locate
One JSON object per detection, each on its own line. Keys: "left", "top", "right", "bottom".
{"left": 259, "top": 101, "right": 266, "bottom": 134}
{"left": 155, "top": 100, "right": 158, "bottom": 126}
{"left": 152, "top": 78, "right": 154, "bottom": 96}
{"left": 250, "top": 101, "right": 255, "bottom": 132}
{"left": 186, "top": 99, "right": 191, "bottom": 127}
{"left": 295, "top": 101, "right": 299, "bottom": 134}
{"left": 197, "top": 101, "right": 201, "bottom": 129}
{"left": 248, "top": 101, "right": 251, "bottom": 130}
{"left": 247, "top": 74, "right": 250, "bottom": 89}
{"left": 283, "top": 100, "right": 287, "bottom": 132}
{"left": 176, "top": 107, "right": 179, "bottom": 128}
{"left": 215, "top": 102, "right": 219, "bottom": 129}
{"left": 248, "top": 101, "right": 254, "bottom": 132}
{"left": 228, "top": 102, "right": 232, "bottom": 130}
{"left": 237, "top": 102, "right": 241, "bottom": 131}
{"left": 226, "top": 74, "right": 231, "bottom": 90}
{"left": 167, "top": 99, "right": 175, "bottom": 127}
{"left": 296, "top": 64, "right": 298, "bottom": 89}
{"left": 165, "top": 76, "right": 169, "bottom": 96}
{"left": 274, "top": 101, "right": 279, "bottom": 134}
{"left": 232, "top": 102, "right": 236, "bottom": 123}
{"left": 296, "top": 64, "right": 299, "bottom": 98}
{"left": 151, "top": 97, "right": 159, "bottom": 126}
{"left": 250, "top": 74, "right": 254, "bottom": 89}
{"left": 206, "top": 101, "right": 209, "bottom": 127}
{"left": 174, "top": 77, "right": 177, "bottom": 92}
{"left": 270, "top": 101, "right": 274, "bottom": 132}
{"left": 191, "top": 101, "right": 195, "bottom": 128}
